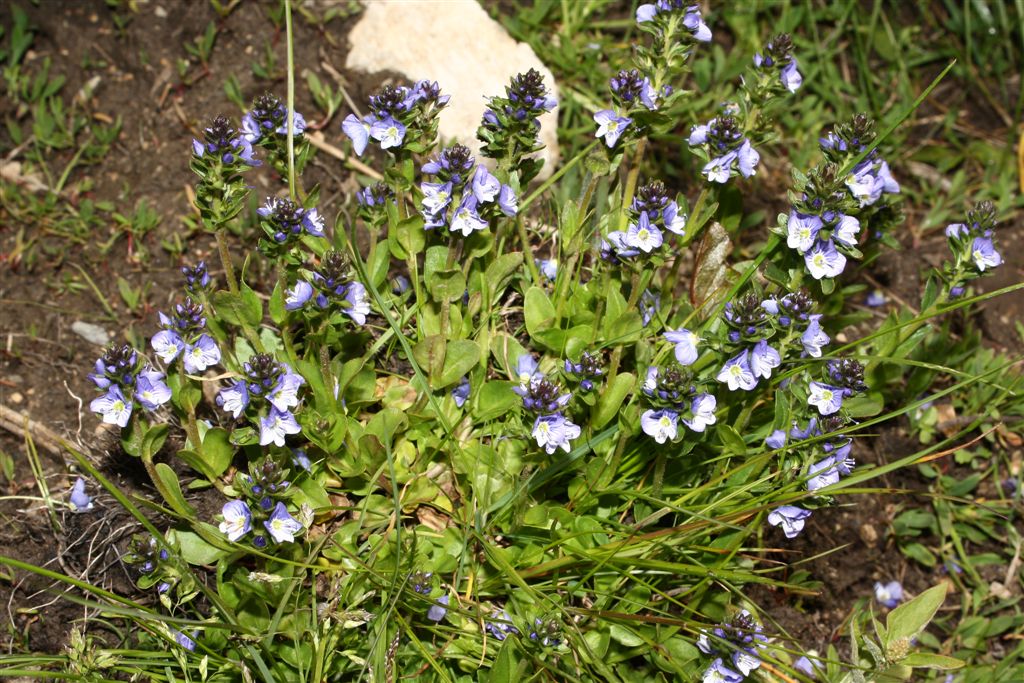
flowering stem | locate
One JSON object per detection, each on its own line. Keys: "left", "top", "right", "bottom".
{"left": 554, "top": 172, "right": 599, "bottom": 321}
{"left": 284, "top": 0, "right": 297, "bottom": 202}
{"left": 518, "top": 215, "right": 541, "bottom": 285}
{"left": 520, "top": 140, "right": 599, "bottom": 212}
{"left": 618, "top": 137, "right": 648, "bottom": 231}
{"left": 215, "top": 228, "right": 239, "bottom": 295}
{"left": 606, "top": 269, "right": 648, "bottom": 379}
{"left": 651, "top": 450, "right": 667, "bottom": 500}
{"left": 662, "top": 186, "right": 709, "bottom": 298}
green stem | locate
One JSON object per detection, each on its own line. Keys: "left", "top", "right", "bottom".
{"left": 662, "top": 187, "right": 709, "bottom": 298}
{"left": 518, "top": 215, "right": 541, "bottom": 285}
{"left": 651, "top": 450, "right": 667, "bottom": 500}
{"left": 618, "top": 138, "right": 647, "bottom": 231}
{"left": 215, "top": 228, "right": 239, "bottom": 295}
{"left": 284, "top": 0, "right": 296, "bottom": 202}
{"left": 606, "top": 270, "right": 647, "bottom": 379}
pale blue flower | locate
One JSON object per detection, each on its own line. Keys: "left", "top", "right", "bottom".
{"left": 717, "top": 350, "right": 757, "bottom": 391}
{"left": 183, "top": 334, "right": 221, "bottom": 374}
{"left": 285, "top": 281, "right": 314, "bottom": 310}
{"left": 264, "top": 502, "right": 304, "bottom": 543}
{"left": 532, "top": 413, "right": 581, "bottom": 454}
{"left": 341, "top": 114, "right": 373, "bottom": 156}
{"left": 69, "top": 477, "right": 94, "bottom": 512}
{"left": 90, "top": 386, "right": 132, "bottom": 427}
{"left": 684, "top": 393, "right": 717, "bottom": 432}
{"left": 768, "top": 505, "right": 811, "bottom": 538}
{"left": 664, "top": 328, "right": 700, "bottom": 366}
{"left": 219, "top": 500, "right": 252, "bottom": 542}
{"left": 641, "top": 409, "right": 678, "bottom": 444}
{"left": 594, "top": 109, "right": 631, "bottom": 147}
{"left": 808, "top": 381, "right": 846, "bottom": 415}
{"left": 259, "top": 407, "right": 302, "bottom": 447}
{"left": 874, "top": 580, "right": 903, "bottom": 608}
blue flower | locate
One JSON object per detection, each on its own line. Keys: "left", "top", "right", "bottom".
{"left": 343, "top": 282, "right": 371, "bottom": 325}
{"left": 69, "top": 477, "right": 94, "bottom": 513}
{"left": 625, "top": 212, "right": 664, "bottom": 252}
{"left": 183, "top": 334, "right": 221, "bottom": 374}
{"left": 765, "top": 429, "right": 787, "bottom": 449}
{"left": 216, "top": 380, "right": 249, "bottom": 418}
{"left": 450, "top": 196, "right": 489, "bottom": 236}
{"left": 833, "top": 214, "right": 861, "bottom": 248}
{"left": 683, "top": 393, "right": 717, "bottom": 432}
{"left": 874, "top": 580, "right": 903, "bottom": 608}
{"left": 90, "top": 386, "right": 132, "bottom": 427}
{"left": 808, "top": 381, "right": 847, "bottom": 415}
{"left": 427, "top": 594, "right": 449, "bottom": 622}
{"left": 664, "top": 328, "right": 700, "bottom": 366}
{"left": 804, "top": 239, "right": 846, "bottom": 280}
{"left": 498, "top": 184, "right": 519, "bottom": 217}
{"left": 264, "top": 502, "right": 304, "bottom": 543}
{"left": 702, "top": 658, "right": 743, "bottom": 683}
{"left": 341, "top": 114, "right": 373, "bottom": 156}
{"left": 515, "top": 354, "right": 542, "bottom": 386}
{"left": 151, "top": 329, "right": 184, "bottom": 363}
{"left": 219, "top": 500, "right": 252, "bottom": 542}
{"left": 172, "top": 629, "right": 196, "bottom": 651}
{"left": 768, "top": 505, "right": 812, "bottom": 539}
{"left": 269, "top": 367, "right": 305, "bottom": 412}
{"left": 259, "top": 407, "right": 302, "bottom": 447}
{"left": 971, "top": 236, "right": 1002, "bottom": 271}
{"left": 285, "top": 280, "right": 314, "bottom": 311}
{"left": 134, "top": 369, "right": 172, "bottom": 410}
{"left": 485, "top": 609, "right": 519, "bottom": 640}
{"left": 535, "top": 259, "right": 558, "bottom": 282}
{"left": 471, "top": 166, "right": 501, "bottom": 203}
{"left": 531, "top": 413, "right": 581, "bottom": 454}
{"left": 639, "top": 289, "right": 661, "bottom": 327}
{"left": 594, "top": 109, "right": 631, "bottom": 147}
{"left": 749, "top": 340, "right": 781, "bottom": 380}
{"left": 717, "top": 350, "right": 757, "bottom": 391}
{"left": 641, "top": 409, "right": 678, "bottom": 444}
{"left": 800, "top": 315, "right": 830, "bottom": 357}
{"left": 369, "top": 116, "right": 406, "bottom": 149}
{"left": 786, "top": 211, "right": 822, "bottom": 253}
{"left": 452, "top": 376, "right": 471, "bottom": 408}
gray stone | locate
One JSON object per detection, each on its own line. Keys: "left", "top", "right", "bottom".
{"left": 345, "top": 0, "right": 559, "bottom": 178}
{"left": 71, "top": 321, "right": 110, "bottom": 347}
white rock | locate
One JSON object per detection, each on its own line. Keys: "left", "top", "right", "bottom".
{"left": 345, "top": 0, "right": 559, "bottom": 178}
{"left": 71, "top": 321, "right": 110, "bottom": 347}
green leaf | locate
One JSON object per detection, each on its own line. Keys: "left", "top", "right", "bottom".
{"left": 885, "top": 583, "right": 948, "bottom": 647}
{"left": 392, "top": 214, "right": 425, "bottom": 259}
{"left": 153, "top": 463, "right": 196, "bottom": 517}
{"left": 439, "top": 340, "right": 480, "bottom": 387}
{"left": 424, "top": 246, "right": 465, "bottom": 301}
{"left": 718, "top": 424, "right": 746, "bottom": 455}
{"left": 170, "top": 528, "right": 225, "bottom": 565}
{"left": 269, "top": 280, "right": 286, "bottom": 326}
{"left": 201, "top": 427, "right": 235, "bottom": 478}
{"left": 412, "top": 334, "right": 446, "bottom": 383}
{"left": 592, "top": 373, "right": 635, "bottom": 429}
{"left": 524, "top": 286, "right": 557, "bottom": 337}
{"left": 609, "top": 623, "right": 645, "bottom": 647}
{"left": 901, "top": 653, "right": 963, "bottom": 670}
{"left": 474, "top": 381, "right": 519, "bottom": 421}
{"left": 488, "top": 639, "right": 517, "bottom": 683}
{"left": 484, "top": 252, "right": 524, "bottom": 299}
{"left": 211, "top": 282, "right": 262, "bottom": 328}
{"left": 120, "top": 414, "right": 147, "bottom": 457}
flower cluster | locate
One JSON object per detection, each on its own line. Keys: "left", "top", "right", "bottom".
{"left": 219, "top": 457, "right": 306, "bottom": 547}
{"left": 152, "top": 298, "right": 222, "bottom": 374}
{"left": 697, "top": 610, "right": 768, "bottom": 682}
{"left": 478, "top": 68, "right": 556, "bottom": 181}
{"left": 342, "top": 80, "right": 449, "bottom": 156}
{"left": 640, "top": 362, "right": 717, "bottom": 442}
{"left": 241, "top": 92, "right": 307, "bottom": 144}
{"left": 181, "top": 261, "right": 211, "bottom": 295}
{"left": 284, "top": 250, "right": 371, "bottom": 325}
{"left": 601, "top": 179, "right": 687, "bottom": 260}
{"left": 191, "top": 115, "right": 258, "bottom": 167}
{"left": 419, "top": 144, "right": 517, "bottom": 236}
{"left": 752, "top": 33, "right": 802, "bottom": 94}
{"left": 944, "top": 201, "right": 1003, "bottom": 287}
{"left": 688, "top": 114, "right": 760, "bottom": 183}
{"left": 88, "top": 344, "right": 171, "bottom": 427}
{"left": 563, "top": 351, "right": 604, "bottom": 392}
{"left": 355, "top": 181, "right": 395, "bottom": 224}
{"left": 257, "top": 196, "right": 325, "bottom": 245}
{"left": 217, "top": 353, "right": 305, "bottom": 447}
{"left": 122, "top": 535, "right": 174, "bottom": 593}
{"left": 514, "top": 354, "right": 581, "bottom": 454}
{"left": 820, "top": 115, "right": 900, "bottom": 209}
{"left": 635, "top": 2, "right": 712, "bottom": 42}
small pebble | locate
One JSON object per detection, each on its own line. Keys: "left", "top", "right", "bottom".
{"left": 154, "top": 5, "right": 167, "bottom": 18}
{"left": 71, "top": 321, "right": 110, "bottom": 347}
{"left": 9, "top": 392, "right": 23, "bottom": 404}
